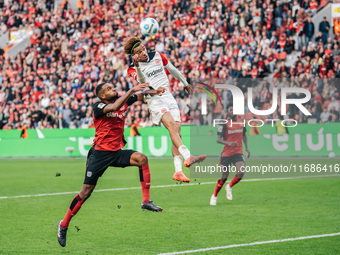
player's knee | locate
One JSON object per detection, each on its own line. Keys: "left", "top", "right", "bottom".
{"left": 139, "top": 154, "right": 148, "bottom": 166}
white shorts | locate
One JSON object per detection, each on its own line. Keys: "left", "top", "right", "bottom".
{"left": 146, "top": 91, "right": 180, "bottom": 125}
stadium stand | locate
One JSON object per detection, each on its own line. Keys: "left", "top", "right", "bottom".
{"left": 0, "top": 0, "right": 339, "bottom": 130}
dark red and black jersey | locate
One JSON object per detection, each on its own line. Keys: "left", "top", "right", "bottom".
{"left": 217, "top": 123, "right": 246, "bottom": 157}
{"left": 92, "top": 95, "right": 137, "bottom": 151}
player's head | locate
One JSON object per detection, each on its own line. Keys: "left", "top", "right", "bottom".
{"left": 95, "top": 83, "right": 118, "bottom": 101}
{"left": 227, "top": 106, "right": 236, "bottom": 121}
{"left": 124, "top": 37, "right": 148, "bottom": 62}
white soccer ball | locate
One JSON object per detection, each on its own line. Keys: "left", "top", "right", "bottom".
{"left": 140, "top": 18, "right": 159, "bottom": 37}
{"left": 328, "top": 152, "right": 335, "bottom": 158}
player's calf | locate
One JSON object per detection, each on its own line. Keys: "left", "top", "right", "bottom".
{"left": 130, "top": 152, "right": 156, "bottom": 206}
{"left": 79, "top": 184, "right": 95, "bottom": 201}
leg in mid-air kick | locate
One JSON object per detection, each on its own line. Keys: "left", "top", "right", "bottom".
{"left": 161, "top": 112, "right": 206, "bottom": 183}
{"left": 170, "top": 121, "right": 188, "bottom": 182}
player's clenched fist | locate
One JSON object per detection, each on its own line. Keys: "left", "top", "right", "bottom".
{"left": 228, "top": 142, "right": 237, "bottom": 147}
{"left": 156, "top": 87, "right": 166, "bottom": 96}
{"left": 246, "top": 148, "right": 250, "bottom": 158}
{"left": 132, "top": 54, "right": 140, "bottom": 67}
{"left": 184, "top": 84, "right": 192, "bottom": 96}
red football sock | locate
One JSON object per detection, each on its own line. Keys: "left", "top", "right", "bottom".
{"left": 139, "top": 165, "right": 150, "bottom": 204}
{"left": 213, "top": 180, "right": 225, "bottom": 197}
{"left": 229, "top": 177, "right": 242, "bottom": 188}
{"left": 60, "top": 194, "right": 84, "bottom": 229}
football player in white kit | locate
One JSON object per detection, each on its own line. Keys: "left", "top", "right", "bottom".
{"left": 124, "top": 36, "right": 206, "bottom": 183}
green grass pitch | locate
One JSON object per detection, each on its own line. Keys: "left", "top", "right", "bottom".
{"left": 0, "top": 158, "right": 340, "bottom": 254}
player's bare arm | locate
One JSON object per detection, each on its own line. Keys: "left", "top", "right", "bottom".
{"left": 102, "top": 83, "right": 148, "bottom": 113}
{"left": 164, "top": 61, "right": 191, "bottom": 95}
{"left": 132, "top": 54, "right": 146, "bottom": 83}
{"left": 243, "top": 133, "right": 250, "bottom": 158}
{"left": 135, "top": 87, "right": 167, "bottom": 101}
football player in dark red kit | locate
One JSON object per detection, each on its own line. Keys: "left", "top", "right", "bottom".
{"left": 57, "top": 82, "right": 166, "bottom": 247}
{"left": 210, "top": 107, "right": 250, "bottom": 206}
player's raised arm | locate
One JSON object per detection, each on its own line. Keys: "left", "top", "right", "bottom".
{"left": 159, "top": 52, "right": 192, "bottom": 95}
{"left": 127, "top": 54, "right": 146, "bottom": 83}
{"left": 101, "top": 83, "right": 148, "bottom": 113}
{"left": 132, "top": 55, "right": 146, "bottom": 83}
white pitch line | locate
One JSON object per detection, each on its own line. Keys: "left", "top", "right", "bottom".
{"left": 0, "top": 182, "right": 214, "bottom": 200}
{"left": 158, "top": 232, "right": 340, "bottom": 255}
{"left": 0, "top": 174, "right": 339, "bottom": 200}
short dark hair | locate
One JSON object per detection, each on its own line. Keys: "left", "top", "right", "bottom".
{"left": 95, "top": 83, "right": 106, "bottom": 98}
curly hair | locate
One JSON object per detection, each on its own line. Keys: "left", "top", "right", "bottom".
{"left": 123, "top": 37, "right": 142, "bottom": 55}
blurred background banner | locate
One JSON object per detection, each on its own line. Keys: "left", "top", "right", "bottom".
{"left": 191, "top": 123, "right": 340, "bottom": 157}
{"left": 0, "top": 127, "right": 189, "bottom": 158}
{"left": 332, "top": 3, "right": 340, "bottom": 18}
{"left": 1, "top": 123, "right": 339, "bottom": 157}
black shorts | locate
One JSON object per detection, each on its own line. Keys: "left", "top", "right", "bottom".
{"left": 84, "top": 147, "right": 136, "bottom": 185}
{"left": 220, "top": 153, "right": 245, "bottom": 168}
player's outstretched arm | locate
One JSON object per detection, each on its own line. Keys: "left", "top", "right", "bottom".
{"left": 135, "top": 87, "right": 167, "bottom": 100}
{"left": 164, "top": 61, "right": 191, "bottom": 95}
{"left": 103, "top": 83, "right": 148, "bottom": 113}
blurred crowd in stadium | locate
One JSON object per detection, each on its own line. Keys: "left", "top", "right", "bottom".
{"left": 0, "top": 0, "right": 340, "bottom": 130}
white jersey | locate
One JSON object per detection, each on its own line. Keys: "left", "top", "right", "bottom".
{"left": 127, "top": 51, "right": 180, "bottom": 125}
{"left": 127, "top": 51, "right": 170, "bottom": 90}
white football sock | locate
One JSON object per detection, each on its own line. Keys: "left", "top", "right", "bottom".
{"left": 174, "top": 155, "right": 183, "bottom": 173}
{"left": 178, "top": 145, "right": 190, "bottom": 160}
